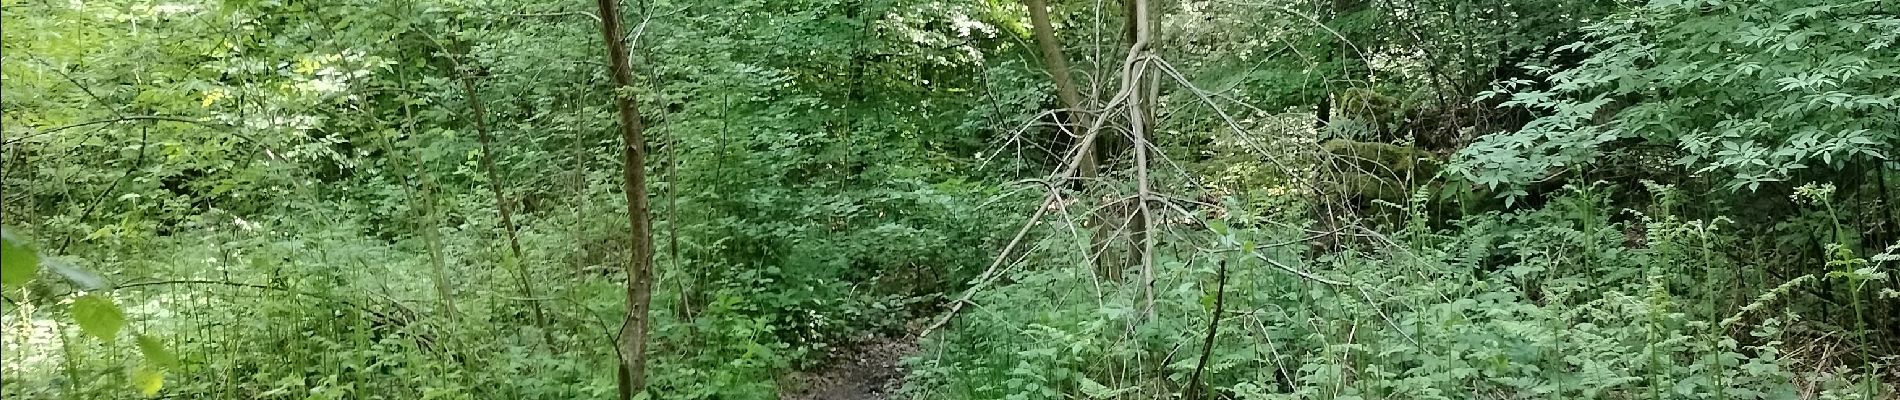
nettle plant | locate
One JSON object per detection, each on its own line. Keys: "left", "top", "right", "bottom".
{"left": 3, "top": 229, "right": 176, "bottom": 397}
{"left": 1456, "top": 0, "right": 1900, "bottom": 195}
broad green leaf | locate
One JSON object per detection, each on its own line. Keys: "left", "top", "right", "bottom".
{"left": 130, "top": 365, "right": 163, "bottom": 397}
{"left": 2, "top": 228, "right": 39, "bottom": 288}
{"left": 136, "top": 335, "right": 179, "bottom": 369}
{"left": 72, "top": 294, "right": 126, "bottom": 342}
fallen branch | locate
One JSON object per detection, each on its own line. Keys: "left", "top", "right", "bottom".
{"left": 918, "top": 15, "right": 1153, "bottom": 338}
{"left": 918, "top": 194, "right": 1053, "bottom": 338}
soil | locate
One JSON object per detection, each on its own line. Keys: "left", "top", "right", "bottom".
{"left": 779, "top": 334, "right": 919, "bottom": 400}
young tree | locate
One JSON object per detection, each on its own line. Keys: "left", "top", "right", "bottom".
{"left": 460, "top": 74, "right": 550, "bottom": 340}
{"left": 590, "top": 0, "right": 657, "bottom": 398}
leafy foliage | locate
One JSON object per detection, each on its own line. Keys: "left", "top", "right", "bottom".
{"left": 3, "top": 0, "right": 1895, "bottom": 398}
{"left": 1457, "top": 0, "right": 1900, "bottom": 193}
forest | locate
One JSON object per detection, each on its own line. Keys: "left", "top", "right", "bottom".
{"left": 1, "top": 0, "right": 1897, "bottom": 398}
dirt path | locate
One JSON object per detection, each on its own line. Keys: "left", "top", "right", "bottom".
{"left": 780, "top": 334, "right": 918, "bottom": 400}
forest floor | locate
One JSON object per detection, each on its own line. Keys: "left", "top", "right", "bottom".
{"left": 780, "top": 333, "right": 919, "bottom": 400}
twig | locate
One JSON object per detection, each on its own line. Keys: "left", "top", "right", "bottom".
{"left": 58, "top": 124, "right": 148, "bottom": 253}
{"left": 4, "top": 116, "right": 241, "bottom": 145}
{"left": 501, "top": 10, "right": 601, "bottom": 22}
{"left": 1356, "top": 283, "right": 1419, "bottom": 346}
{"left": 1252, "top": 252, "right": 1348, "bottom": 286}
{"left": 1184, "top": 259, "right": 1229, "bottom": 400}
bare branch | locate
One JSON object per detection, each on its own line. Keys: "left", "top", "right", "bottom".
{"left": 5, "top": 116, "right": 237, "bottom": 145}
{"left": 1252, "top": 252, "right": 1348, "bottom": 286}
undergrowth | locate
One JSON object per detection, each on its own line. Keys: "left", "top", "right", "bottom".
{"left": 905, "top": 186, "right": 1896, "bottom": 399}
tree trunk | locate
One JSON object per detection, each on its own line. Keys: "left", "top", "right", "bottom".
{"left": 1122, "top": 0, "right": 1138, "bottom": 47}
{"left": 1113, "top": 0, "right": 1161, "bottom": 290}
{"left": 1315, "top": 0, "right": 1363, "bottom": 132}
{"left": 1125, "top": 0, "right": 1157, "bottom": 321}
{"left": 1315, "top": 93, "right": 1332, "bottom": 130}
{"left": 1026, "top": 0, "right": 1097, "bottom": 176}
{"left": 591, "top": 0, "right": 657, "bottom": 399}
{"left": 460, "top": 77, "right": 550, "bottom": 341}
{"left": 569, "top": 97, "right": 591, "bottom": 278}
{"left": 1025, "top": 0, "right": 1120, "bottom": 279}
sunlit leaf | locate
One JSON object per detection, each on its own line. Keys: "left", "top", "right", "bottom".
{"left": 130, "top": 365, "right": 164, "bottom": 397}
{"left": 72, "top": 294, "right": 126, "bottom": 342}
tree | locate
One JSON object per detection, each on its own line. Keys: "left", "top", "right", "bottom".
{"left": 1025, "top": 0, "right": 1096, "bottom": 176}
{"left": 1025, "top": 0, "right": 1126, "bottom": 281}
{"left": 589, "top": 0, "right": 657, "bottom": 398}
{"left": 458, "top": 56, "right": 551, "bottom": 343}
{"left": 1124, "top": 0, "right": 1157, "bottom": 322}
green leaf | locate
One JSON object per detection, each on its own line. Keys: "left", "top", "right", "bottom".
{"left": 136, "top": 335, "right": 179, "bottom": 369}
{"left": 130, "top": 365, "right": 164, "bottom": 397}
{"left": 72, "top": 294, "right": 126, "bottom": 342}
{"left": 1077, "top": 375, "right": 1112, "bottom": 398}
{"left": 2, "top": 228, "right": 40, "bottom": 289}
{"left": 1077, "top": 375, "right": 1135, "bottom": 398}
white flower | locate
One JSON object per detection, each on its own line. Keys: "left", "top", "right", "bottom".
{"left": 234, "top": 217, "right": 260, "bottom": 231}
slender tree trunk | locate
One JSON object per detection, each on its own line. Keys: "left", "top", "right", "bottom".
{"left": 1026, "top": 0, "right": 1097, "bottom": 176}
{"left": 591, "top": 0, "right": 657, "bottom": 398}
{"left": 460, "top": 77, "right": 551, "bottom": 340}
{"left": 1184, "top": 260, "right": 1229, "bottom": 400}
{"left": 1025, "top": 0, "right": 1120, "bottom": 279}
{"left": 414, "top": 154, "right": 457, "bottom": 322}
{"left": 395, "top": 69, "right": 458, "bottom": 322}
{"left": 1122, "top": 0, "right": 1138, "bottom": 48}
{"left": 1879, "top": 165, "right": 1896, "bottom": 250}
{"left": 1125, "top": 0, "right": 1157, "bottom": 321}
{"left": 624, "top": 19, "right": 690, "bottom": 326}
{"left": 1314, "top": 0, "right": 1358, "bottom": 132}
{"left": 1879, "top": 165, "right": 1900, "bottom": 341}
{"left": 922, "top": 10, "right": 1141, "bottom": 335}
{"left": 1129, "top": 0, "right": 1160, "bottom": 282}
{"left": 663, "top": 94, "right": 691, "bottom": 326}
{"left": 1309, "top": 0, "right": 1362, "bottom": 255}
{"left": 569, "top": 98, "right": 591, "bottom": 278}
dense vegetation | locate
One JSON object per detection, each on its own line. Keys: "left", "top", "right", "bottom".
{"left": 2, "top": 0, "right": 1896, "bottom": 398}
